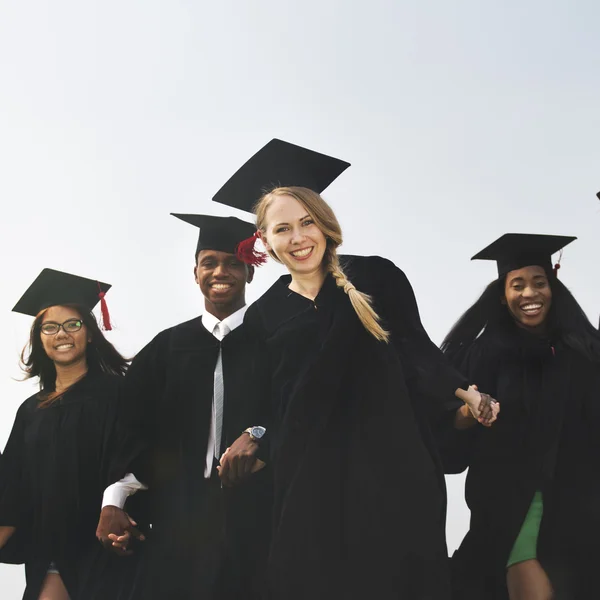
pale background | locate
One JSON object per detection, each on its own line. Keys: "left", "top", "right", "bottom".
{"left": 1, "top": 0, "right": 598, "bottom": 596}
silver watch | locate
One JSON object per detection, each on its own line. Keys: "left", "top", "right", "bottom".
{"left": 244, "top": 426, "right": 266, "bottom": 442}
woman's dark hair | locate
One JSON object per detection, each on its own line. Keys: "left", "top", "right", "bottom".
{"left": 442, "top": 274, "right": 600, "bottom": 364}
{"left": 21, "top": 304, "right": 128, "bottom": 397}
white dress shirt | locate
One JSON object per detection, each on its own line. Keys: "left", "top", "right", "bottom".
{"left": 102, "top": 305, "right": 248, "bottom": 509}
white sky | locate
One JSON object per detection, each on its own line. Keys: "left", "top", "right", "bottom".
{"left": 1, "top": 1, "right": 598, "bottom": 595}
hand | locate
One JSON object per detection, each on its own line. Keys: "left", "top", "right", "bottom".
{"left": 465, "top": 385, "right": 500, "bottom": 427}
{"left": 0, "top": 526, "right": 16, "bottom": 551}
{"left": 217, "top": 433, "right": 263, "bottom": 487}
{"left": 96, "top": 505, "right": 145, "bottom": 556}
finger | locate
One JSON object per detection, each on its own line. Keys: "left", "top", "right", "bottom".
{"left": 113, "top": 543, "right": 133, "bottom": 556}
{"left": 127, "top": 516, "right": 137, "bottom": 527}
{"left": 128, "top": 526, "right": 145, "bottom": 541}
{"left": 230, "top": 456, "right": 241, "bottom": 483}
{"left": 243, "top": 456, "right": 255, "bottom": 477}
{"left": 219, "top": 459, "right": 230, "bottom": 482}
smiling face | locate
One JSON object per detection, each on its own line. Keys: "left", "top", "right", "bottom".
{"left": 195, "top": 249, "right": 253, "bottom": 319}
{"left": 261, "top": 194, "right": 328, "bottom": 278}
{"left": 39, "top": 305, "right": 90, "bottom": 367}
{"left": 503, "top": 265, "right": 553, "bottom": 331}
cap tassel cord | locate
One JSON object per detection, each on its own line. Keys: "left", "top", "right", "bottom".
{"left": 97, "top": 283, "right": 112, "bottom": 331}
{"left": 236, "top": 232, "right": 268, "bottom": 266}
{"left": 553, "top": 249, "right": 564, "bottom": 277}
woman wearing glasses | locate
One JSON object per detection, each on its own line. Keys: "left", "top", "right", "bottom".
{"left": 0, "top": 269, "right": 136, "bottom": 600}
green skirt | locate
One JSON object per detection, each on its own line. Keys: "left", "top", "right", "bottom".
{"left": 506, "top": 491, "right": 544, "bottom": 567}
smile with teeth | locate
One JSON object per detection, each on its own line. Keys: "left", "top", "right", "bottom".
{"left": 55, "top": 343, "right": 74, "bottom": 350}
{"left": 521, "top": 303, "right": 543, "bottom": 315}
{"left": 290, "top": 247, "right": 313, "bottom": 259}
{"left": 211, "top": 283, "right": 233, "bottom": 290}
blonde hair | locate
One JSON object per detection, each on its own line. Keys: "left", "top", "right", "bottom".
{"left": 255, "top": 186, "right": 389, "bottom": 343}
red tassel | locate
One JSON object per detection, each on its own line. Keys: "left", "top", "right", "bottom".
{"left": 97, "top": 285, "right": 112, "bottom": 331}
{"left": 235, "top": 232, "right": 268, "bottom": 266}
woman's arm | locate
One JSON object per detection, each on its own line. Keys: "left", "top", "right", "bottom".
{"left": 374, "top": 257, "right": 498, "bottom": 427}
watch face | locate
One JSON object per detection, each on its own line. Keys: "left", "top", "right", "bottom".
{"left": 251, "top": 426, "right": 266, "bottom": 439}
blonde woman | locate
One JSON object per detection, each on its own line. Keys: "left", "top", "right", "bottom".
{"left": 213, "top": 140, "right": 499, "bottom": 600}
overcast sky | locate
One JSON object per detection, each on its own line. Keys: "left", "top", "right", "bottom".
{"left": 1, "top": 0, "right": 599, "bottom": 595}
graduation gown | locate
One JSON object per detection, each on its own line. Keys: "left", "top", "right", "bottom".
{"left": 0, "top": 370, "right": 140, "bottom": 600}
{"left": 442, "top": 326, "right": 600, "bottom": 599}
{"left": 243, "top": 255, "right": 468, "bottom": 600}
{"left": 115, "top": 315, "right": 271, "bottom": 600}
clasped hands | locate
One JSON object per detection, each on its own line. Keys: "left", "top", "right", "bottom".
{"left": 463, "top": 384, "right": 500, "bottom": 427}
{"left": 96, "top": 433, "right": 265, "bottom": 554}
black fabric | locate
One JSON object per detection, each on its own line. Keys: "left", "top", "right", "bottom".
{"left": 441, "top": 325, "right": 600, "bottom": 599}
{"left": 12, "top": 268, "right": 111, "bottom": 316}
{"left": 170, "top": 213, "right": 257, "bottom": 257}
{"left": 470, "top": 233, "right": 576, "bottom": 278}
{"left": 243, "top": 255, "right": 468, "bottom": 600}
{"left": 114, "top": 316, "right": 271, "bottom": 600}
{"left": 0, "top": 371, "right": 140, "bottom": 600}
{"left": 212, "top": 138, "right": 350, "bottom": 213}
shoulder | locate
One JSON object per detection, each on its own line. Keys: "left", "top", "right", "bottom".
{"left": 244, "top": 276, "right": 292, "bottom": 335}
{"left": 137, "top": 316, "right": 208, "bottom": 353}
{"left": 342, "top": 254, "right": 406, "bottom": 276}
{"left": 18, "top": 391, "right": 41, "bottom": 415}
{"left": 340, "top": 254, "right": 411, "bottom": 294}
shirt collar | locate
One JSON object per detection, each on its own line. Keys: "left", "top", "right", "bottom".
{"left": 201, "top": 304, "right": 248, "bottom": 336}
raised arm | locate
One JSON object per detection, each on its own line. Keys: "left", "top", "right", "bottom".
{"left": 373, "top": 257, "right": 497, "bottom": 426}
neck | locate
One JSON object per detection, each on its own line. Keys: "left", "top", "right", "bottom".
{"left": 54, "top": 359, "right": 88, "bottom": 394}
{"left": 289, "top": 266, "right": 327, "bottom": 301}
{"left": 204, "top": 298, "right": 246, "bottom": 322}
{"left": 514, "top": 318, "right": 549, "bottom": 337}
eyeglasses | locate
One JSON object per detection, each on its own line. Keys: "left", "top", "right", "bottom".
{"left": 40, "top": 319, "right": 84, "bottom": 335}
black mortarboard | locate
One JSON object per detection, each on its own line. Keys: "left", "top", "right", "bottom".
{"left": 212, "top": 138, "right": 350, "bottom": 213}
{"left": 471, "top": 233, "right": 577, "bottom": 278}
{"left": 171, "top": 213, "right": 258, "bottom": 260}
{"left": 13, "top": 269, "right": 113, "bottom": 328}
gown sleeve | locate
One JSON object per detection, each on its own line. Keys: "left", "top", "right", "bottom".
{"left": 0, "top": 403, "right": 30, "bottom": 528}
{"left": 110, "top": 331, "right": 170, "bottom": 488}
{"left": 373, "top": 257, "right": 469, "bottom": 421}
{"left": 436, "top": 337, "right": 496, "bottom": 473}
{"left": 241, "top": 305, "right": 273, "bottom": 462}
{"left": 0, "top": 402, "right": 32, "bottom": 564}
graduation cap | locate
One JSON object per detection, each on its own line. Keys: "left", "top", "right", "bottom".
{"left": 13, "top": 268, "right": 113, "bottom": 330}
{"left": 471, "top": 233, "right": 577, "bottom": 278}
{"left": 170, "top": 213, "right": 264, "bottom": 265}
{"left": 212, "top": 138, "right": 350, "bottom": 214}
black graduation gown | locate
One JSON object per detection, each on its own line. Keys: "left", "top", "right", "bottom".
{"left": 442, "top": 326, "right": 600, "bottom": 599}
{"left": 0, "top": 371, "right": 140, "bottom": 600}
{"left": 115, "top": 315, "right": 271, "bottom": 600}
{"left": 243, "top": 255, "right": 468, "bottom": 600}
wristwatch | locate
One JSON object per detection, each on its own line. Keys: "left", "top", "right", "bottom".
{"left": 244, "top": 426, "right": 266, "bottom": 443}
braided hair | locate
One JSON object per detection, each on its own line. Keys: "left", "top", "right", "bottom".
{"left": 255, "top": 186, "right": 389, "bottom": 343}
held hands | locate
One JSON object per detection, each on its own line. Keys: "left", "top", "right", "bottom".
{"left": 96, "top": 505, "right": 145, "bottom": 556}
{"left": 463, "top": 385, "right": 500, "bottom": 427}
{"left": 218, "top": 433, "right": 266, "bottom": 487}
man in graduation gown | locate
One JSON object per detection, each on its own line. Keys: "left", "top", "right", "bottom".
{"left": 96, "top": 214, "right": 271, "bottom": 600}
